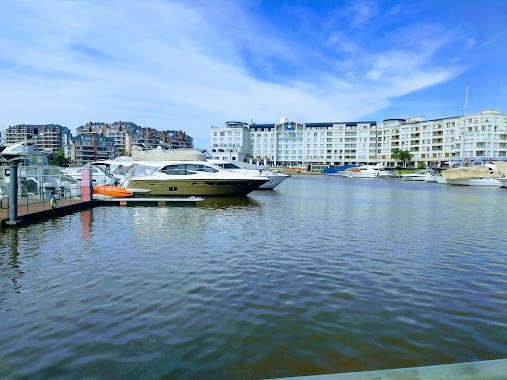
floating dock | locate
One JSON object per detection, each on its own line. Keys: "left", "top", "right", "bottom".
{"left": 1, "top": 196, "right": 203, "bottom": 227}
{"left": 0, "top": 198, "right": 94, "bottom": 226}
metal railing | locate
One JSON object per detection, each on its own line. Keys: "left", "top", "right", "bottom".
{"left": 1, "top": 165, "right": 88, "bottom": 223}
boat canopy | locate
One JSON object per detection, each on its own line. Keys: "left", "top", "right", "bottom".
{"left": 131, "top": 146, "right": 207, "bottom": 161}
{"left": 492, "top": 161, "right": 507, "bottom": 176}
{"left": 441, "top": 165, "right": 497, "bottom": 180}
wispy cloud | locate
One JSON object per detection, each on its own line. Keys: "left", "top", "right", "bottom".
{"left": 347, "top": 1, "right": 378, "bottom": 29}
{"left": 0, "top": 0, "right": 503, "bottom": 146}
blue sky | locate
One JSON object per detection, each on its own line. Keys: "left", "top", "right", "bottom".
{"left": 1, "top": 0, "right": 506, "bottom": 148}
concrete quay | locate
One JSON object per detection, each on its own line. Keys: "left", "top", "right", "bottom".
{"left": 271, "top": 358, "right": 507, "bottom": 380}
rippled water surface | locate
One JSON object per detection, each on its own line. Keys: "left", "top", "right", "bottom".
{"left": 1, "top": 175, "right": 507, "bottom": 379}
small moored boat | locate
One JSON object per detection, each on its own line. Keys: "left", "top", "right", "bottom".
{"left": 93, "top": 185, "right": 133, "bottom": 198}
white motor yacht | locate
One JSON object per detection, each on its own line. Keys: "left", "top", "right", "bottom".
{"left": 208, "top": 159, "right": 289, "bottom": 190}
{"left": 121, "top": 160, "right": 269, "bottom": 196}
{"left": 61, "top": 161, "right": 126, "bottom": 186}
{"left": 0, "top": 141, "right": 50, "bottom": 166}
{"left": 436, "top": 163, "right": 503, "bottom": 186}
{"left": 400, "top": 169, "right": 436, "bottom": 182}
{"left": 341, "top": 164, "right": 387, "bottom": 178}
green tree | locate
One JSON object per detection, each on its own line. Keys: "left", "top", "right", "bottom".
{"left": 391, "top": 148, "right": 401, "bottom": 167}
{"left": 52, "top": 149, "right": 70, "bottom": 167}
{"left": 398, "top": 150, "right": 413, "bottom": 168}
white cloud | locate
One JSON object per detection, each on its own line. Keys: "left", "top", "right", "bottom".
{"left": 0, "top": 0, "right": 472, "bottom": 147}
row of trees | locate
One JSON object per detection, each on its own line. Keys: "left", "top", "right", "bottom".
{"left": 391, "top": 148, "right": 413, "bottom": 168}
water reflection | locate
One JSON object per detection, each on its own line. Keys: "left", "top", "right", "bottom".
{"left": 0, "top": 230, "right": 22, "bottom": 312}
{"left": 198, "top": 196, "right": 261, "bottom": 209}
{"left": 80, "top": 209, "right": 93, "bottom": 246}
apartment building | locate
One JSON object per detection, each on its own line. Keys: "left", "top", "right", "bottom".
{"left": 379, "top": 109, "right": 507, "bottom": 167}
{"left": 3, "top": 121, "right": 195, "bottom": 164}
{"left": 162, "top": 130, "right": 194, "bottom": 149}
{"left": 211, "top": 118, "right": 378, "bottom": 170}
{"left": 77, "top": 121, "right": 193, "bottom": 155}
{"left": 210, "top": 109, "right": 507, "bottom": 170}
{"left": 210, "top": 121, "right": 251, "bottom": 162}
{"left": 71, "top": 133, "right": 116, "bottom": 165}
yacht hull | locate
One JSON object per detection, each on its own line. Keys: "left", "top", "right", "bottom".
{"left": 125, "top": 178, "right": 267, "bottom": 196}
{"left": 434, "top": 175, "right": 502, "bottom": 186}
{"left": 343, "top": 172, "right": 378, "bottom": 178}
{"left": 444, "top": 178, "right": 502, "bottom": 186}
{"left": 258, "top": 174, "right": 290, "bottom": 189}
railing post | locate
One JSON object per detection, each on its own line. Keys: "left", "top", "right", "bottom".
{"left": 6, "top": 160, "right": 21, "bottom": 225}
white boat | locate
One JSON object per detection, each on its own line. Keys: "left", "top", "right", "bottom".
{"left": 121, "top": 160, "right": 269, "bottom": 196}
{"left": 62, "top": 158, "right": 134, "bottom": 186}
{"left": 324, "top": 165, "right": 359, "bottom": 176}
{"left": 437, "top": 164, "right": 502, "bottom": 186}
{"left": 208, "top": 159, "right": 289, "bottom": 190}
{"left": 400, "top": 169, "right": 436, "bottom": 182}
{"left": 376, "top": 169, "right": 401, "bottom": 179}
{"left": 342, "top": 164, "right": 387, "bottom": 178}
{"left": 0, "top": 141, "right": 50, "bottom": 166}
{"left": 491, "top": 161, "right": 507, "bottom": 188}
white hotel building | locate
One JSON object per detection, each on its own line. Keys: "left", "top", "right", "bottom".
{"left": 210, "top": 109, "right": 507, "bottom": 170}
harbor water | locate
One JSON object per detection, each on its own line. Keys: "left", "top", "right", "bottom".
{"left": 1, "top": 175, "right": 506, "bottom": 379}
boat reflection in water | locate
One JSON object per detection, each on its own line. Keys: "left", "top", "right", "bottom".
{"left": 198, "top": 195, "right": 261, "bottom": 209}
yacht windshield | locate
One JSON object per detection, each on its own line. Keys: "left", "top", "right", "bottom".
{"left": 220, "top": 163, "right": 240, "bottom": 169}
{"left": 134, "top": 164, "right": 161, "bottom": 176}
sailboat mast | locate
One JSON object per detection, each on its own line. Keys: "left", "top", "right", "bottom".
{"left": 465, "top": 81, "right": 469, "bottom": 118}
{"left": 460, "top": 81, "right": 468, "bottom": 165}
